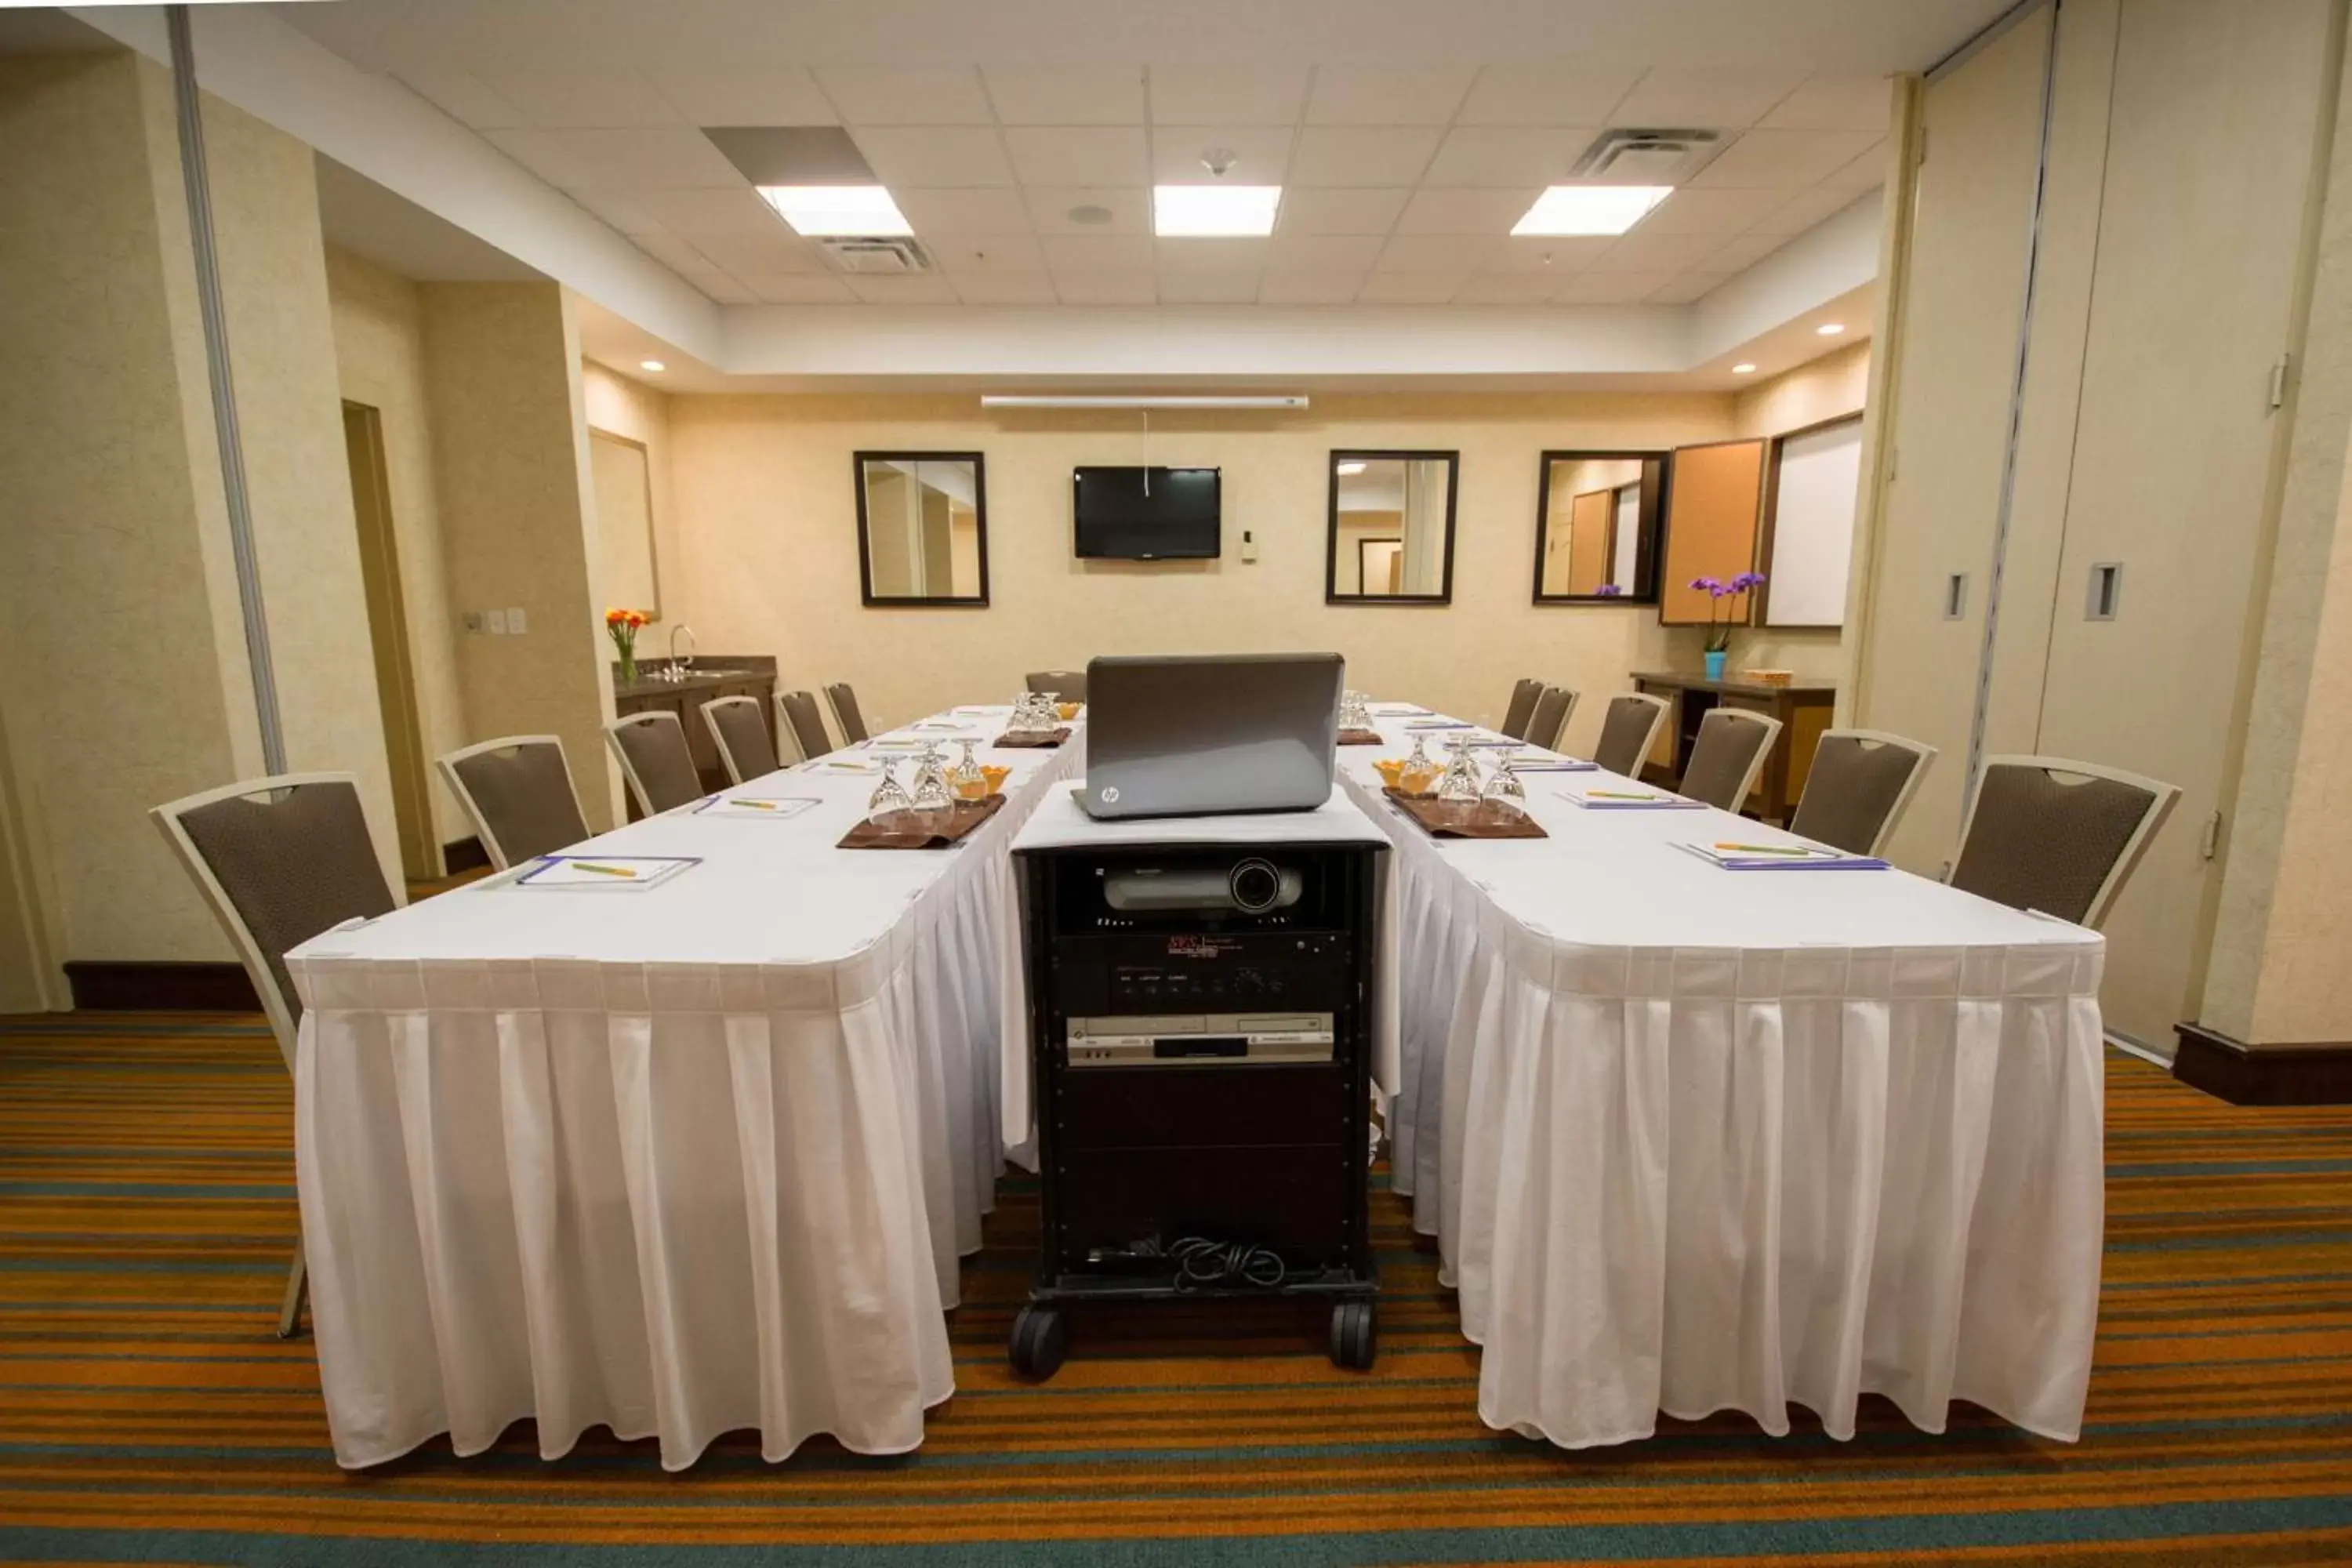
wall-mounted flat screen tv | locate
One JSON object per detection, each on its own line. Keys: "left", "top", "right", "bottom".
{"left": 1072, "top": 466, "right": 1221, "bottom": 560}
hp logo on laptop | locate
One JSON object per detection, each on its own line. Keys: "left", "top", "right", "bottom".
{"left": 1098, "top": 786, "right": 1120, "bottom": 804}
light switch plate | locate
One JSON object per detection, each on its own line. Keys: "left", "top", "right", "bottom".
{"left": 487, "top": 609, "right": 509, "bottom": 634}
{"left": 506, "top": 607, "right": 528, "bottom": 633}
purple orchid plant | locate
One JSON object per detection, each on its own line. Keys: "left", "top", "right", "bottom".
{"left": 1691, "top": 571, "right": 1766, "bottom": 653}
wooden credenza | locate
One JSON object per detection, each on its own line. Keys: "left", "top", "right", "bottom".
{"left": 1631, "top": 671, "right": 1835, "bottom": 823}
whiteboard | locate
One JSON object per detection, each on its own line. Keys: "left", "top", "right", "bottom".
{"left": 1765, "top": 418, "right": 1861, "bottom": 626}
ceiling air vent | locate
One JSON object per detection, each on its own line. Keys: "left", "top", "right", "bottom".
{"left": 1571, "top": 128, "right": 1725, "bottom": 184}
{"left": 818, "top": 236, "right": 934, "bottom": 275}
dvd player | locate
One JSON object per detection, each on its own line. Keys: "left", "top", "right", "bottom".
{"left": 1065, "top": 1012, "right": 1335, "bottom": 1067}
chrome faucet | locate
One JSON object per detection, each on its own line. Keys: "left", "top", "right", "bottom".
{"left": 666, "top": 622, "right": 696, "bottom": 682}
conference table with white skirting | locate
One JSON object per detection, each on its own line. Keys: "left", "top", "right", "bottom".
{"left": 1334, "top": 705, "right": 2108, "bottom": 1450}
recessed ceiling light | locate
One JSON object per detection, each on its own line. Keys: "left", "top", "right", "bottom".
{"left": 1153, "top": 184, "right": 1282, "bottom": 238}
{"left": 1731, "top": 362, "right": 1757, "bottom": 375}
{"left": 640, "top": 359, "right": 666, "bottom": 372}
{"left": 1816, "top": 321, "right": 1846, "bottom": 336}
{"left": 1511, "top": 185, "right": 1673, "bottom": 237}
{"left": 756, "top": 184, "right": 912, "bottom": 238}
{"left": 1336, "top": 460, "right": 1367, "bottom": 476}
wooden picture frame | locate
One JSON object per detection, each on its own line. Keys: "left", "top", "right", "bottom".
{"left": 1326, "top": 449, "right": 1458, "bottom": 604}
{"left": 1655, "top": 437, "right": 1767, "bottom": 626}
{"left": 853, "top": 451, "right": 990, "bottom": 608}
{"left": 1532, "top": 450, "right": 1665, "bottom": 604}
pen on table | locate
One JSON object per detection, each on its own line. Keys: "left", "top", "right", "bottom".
{"left": 570, "top": 862, "right": 638, "bottom": 878}
{"left": 1715, "top": 841, "right": 1815, "bottom": 856}
{"left": 730, "top": 798, "right": 782, "bottom": 811}
{"left": 1588, "top": 789, "right": 1664, "bottom": 800}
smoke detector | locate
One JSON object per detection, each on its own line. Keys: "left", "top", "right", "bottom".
{"left": 1571, "top": 128, "right": 1726, "bottom": 183}
{"left": 816, "top": 236, "right": 935, "bottom": 275}
{"left": 1200, "top": 147, "right": 1240, "bottom": 178}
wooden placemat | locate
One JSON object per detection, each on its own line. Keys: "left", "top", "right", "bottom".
{"left": 992, "top": 728, "right": 1072, "bottom": 749}
{"left": 1338, "top": 728, "right": 1384, "bottom": 746}
{"left": 1381, "top": 786, "right": 1548, "bottom": 840}
{"left": 838, "top": 793, "right": 1007, "bottom": 849}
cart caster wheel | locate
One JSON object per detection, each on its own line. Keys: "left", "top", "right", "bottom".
{"left": 1010, "top": 1305, "right": 1067, "bottom": 1380}
{"left": 1330, "top": 1301, "right": 1376, "bottom": 1370}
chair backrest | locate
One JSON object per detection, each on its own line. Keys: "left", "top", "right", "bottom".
{"left": 1026, "top": 669, "right": 1089, "bottom": 702}
{"left": 1523, "top": 685, "right": 1577, "bottom": 752}
{"left": 1499, "top": 678, "right": 1544, "bottom": 742}
{"left": 605, "top": 711, "right": 704, "bottom": 816}
{"left": 1789, "top": 729, "right": 1937, "bottom": 857}
{"left": 1950, "top": 755, "right": 2180, "bottom": 928}
{"left": 1591, "top": 692, "right": 1671, "bottom": 779}
{"left": 824, "top": 682, "right": 869, "bottom": 744}
{"left": 1679, "top": 707, "right": 1784, "bottom": 813}
{"left": 701, "top": 695, "right": 779, "bottom": 786}
{"left": 151, "top": 773, "right": 400, "bottom": 1062}
{"left": 437, "top": 735, "right": 590, "bottom": 871}
{"left": 778, "top": 689, "right": 833, "bottom": 760}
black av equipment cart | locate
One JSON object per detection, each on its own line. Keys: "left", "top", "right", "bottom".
{"left": 1008, "top": 838, "right": 1382, "bottom": 1377}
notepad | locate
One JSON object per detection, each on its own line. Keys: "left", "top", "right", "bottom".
{"left": 1509, "top": 757, "right": 1598, "bottom": 772}
{"left": 804, "top": 757, "right": 884, "bottom": 775}
{"left": 1373, "top": 704, "right": 1430, "bottom": 717}
{"left": 1561, "top": 786, "right": 1705, "bottom": 810}
{"left": 1404, "top": 719, "right": 1475, "bottom": 731}
{"left": 1675, "top": 840, "right": 1888, "bottom": 871}
{"left": 515, "top": 855, "right": 700, "bottom": 891}
{"left": 695, "top": 794, "right": 819, "bottom": 821}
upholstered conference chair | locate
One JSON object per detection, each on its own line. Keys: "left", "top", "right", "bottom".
{"left": 436, "top": 735, "right": 592, "bottom": 870}
{"left": 605, "top": 711, "right": 704, "bottom": 816}
{"left": 1789, "top": 730, "right": 1937, "bottom": 856}
{"left": 702, "top": 695, "right": 779, "bottom": 786}
{"left": 1590, "top": 693, "right": 1670, "bottom": 779}
{"left": 1498, "top": 678, "right": 1544, "bottom": 742}
{"left": 1026, "top": 670, "right": 1088, "bottom": 702}
{"left": 1948, "top": 756, "right": 2180, "bottom": 928}
{"left": 1678, "top": 708, "right": 1784, "bottom": 815}
{"left": 778, "top": 689, "right": 833, "bottom": 761}
{"left": 151, "top": 772, "right": 402, "bottom": 1338}
{"left": 824, "top": 683, "right": 871, "bottom": 745}
{"left": 1523, "top": 686, "right": 1577, "bottom": 752}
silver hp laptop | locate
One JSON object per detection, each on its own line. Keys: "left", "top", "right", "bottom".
{"left": 1080, "top": 653, "right": 1344, "bottom": 819}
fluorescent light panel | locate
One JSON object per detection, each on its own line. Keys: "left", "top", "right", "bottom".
{"left": 757, "top": 184, "right": 911, "bottom": 238}
{"left": 978, "top": 394, "right": 1309, "bottom": 410}
{"left": 1153, "top": 185, "right": 1282, "bottom": 237}
{"left": 1511, "top": 185, "right": 1673, "bottom": 237}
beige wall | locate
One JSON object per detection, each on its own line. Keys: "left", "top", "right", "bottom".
{"left": 582, "top": 359, "right": 681, "bottom": 633}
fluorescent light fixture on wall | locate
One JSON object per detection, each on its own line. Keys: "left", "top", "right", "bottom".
{"left": 757, "top": 185, "right": 912, "bottom": 237}
{"left": 979, "top": 394, "right": 1309, "bottom": 410}
{"left": 1153, "top": 185, "right": 1282, "bottom": 237}
{"left": 1511, "top": 186, "right": 1673, "bottom": 237}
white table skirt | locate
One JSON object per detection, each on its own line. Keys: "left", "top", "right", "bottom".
{"left": 289, "top": 710, "right": 1080, "bottom": 1470}
{"left": 1339, "top": 717, "right": 2107, "bottom": 1449}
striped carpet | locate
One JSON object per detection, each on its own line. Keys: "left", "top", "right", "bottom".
{"left": 2, "top": 1016, "right": 2350, "bottom": 1566}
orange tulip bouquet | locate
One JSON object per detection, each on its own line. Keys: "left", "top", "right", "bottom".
{"left": 605, "top": 608, "right": 649, "bottom": 684}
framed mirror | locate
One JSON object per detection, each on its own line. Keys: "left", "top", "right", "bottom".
{"left": 854, "top": 452, "right": 990, "bottom": 606}
{"left": 588, "top": 429, "right": 661, "bottom": 620}
{"left": 1326, "top": 451, "right": 1457, "bottom": 603}
{"left": 1534, "top": 450, "right": 1664, "bottom": 604}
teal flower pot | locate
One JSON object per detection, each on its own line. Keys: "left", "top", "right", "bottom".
{"left": 1704, "top": 649, "right": 1728, "bottom": 682}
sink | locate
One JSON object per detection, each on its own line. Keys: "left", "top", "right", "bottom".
{"left": 648, "top": 667, "right": 750, "bottom": 684}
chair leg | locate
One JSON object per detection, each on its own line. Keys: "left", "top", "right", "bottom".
{"left": 277, "top": 1230, "right": 309, "bottom": 1340}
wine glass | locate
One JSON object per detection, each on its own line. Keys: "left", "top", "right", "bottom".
{"left": 910, "top": 744, "right": 953, "bottom": 815}
{"left": 1436, "top": 735, "right": 1484, "bottom": 804}
{"left": 1481, "top": 746, "right": 1527, "bottom": 814}
{"left": 866, "top": 761, "right": 912, "bottom": 825}
{"left": 949, "top": 738, "right": 986, "bottom": 801}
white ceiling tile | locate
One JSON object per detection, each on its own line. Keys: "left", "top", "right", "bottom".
{"left": 950, "top": 273, "right": 1059, "bottom": 305}
{"left": 815, "top": 67, "right": 993, "bottom": 125}
{"left": 645, "top": 67, "right": 837, "bottom": 126}
{"left": 851, "top": 125, "right": 1014, "bottom": 187}
{"left": 742, "top": 274, "right": 858, "bottom": 303}
{"left": 894, "top": 187, "right": 1035, "bottom": 236}
{"left": 1148, "top": 64, "right": 1308, "bottom": 125}
{"left": 1457, "top": 65, "right": 1641, "bottom": 127}
{"left": 1258, "top": 271, "right": 1370, "bottom": 304}
{"left": 479, "top": 71, "right": 681, "bottom": 129}
{"left": 1025, "top": 187, "right": 1152, "bottom": 234}
{"left": 1483, "top": 234, "right": 1614, "bottom": 272}
{"left": 1758, "top": 73, "right": 1892, "bottom": 133}
{"left": 1611, "top": 68, "right": 1806, "bottom": 129}
{"left": 1591, "top": 228, "right": 1726, "bottom": 272}
{"left": 483, "top": 128, "right": 743, "bottom": 189}
{"left": 1697, "top": 231, "right": 1794, "bottom": 274}
{"left": 1748, "top": 183, "right": 1870, "bottom": 236}
{"left": 568, "top": 188, "right": 669, "bottom": 237}
{"left": 1376, "top": 233, "right": 1500, "bottom": 272}
{"left": 1306, "top": 66, "right": 1475, "bottom": 126}
{"left": 1820, "top": 139, "right": 1889, "bottom": 192}
{"left": 928, "top": 234, "right": 1049, "bottom": 273}
{"left": 632, "top": 186, "right": 790, "bottom": 238}
{"left": 1647, "top": 272, "right": 1726, "bottom": 304}
{"left": 845, "top": 274, "right": 962, "bottom": 304}
{"left": 1152, "top": 126, "right": 1294, "bottom": 185}
{"left": 1156, "top": 270, "right": 1261, "bottom": 304}
{"left": 982, "top": 64, "right": 1145, "bottom": 125}
{"left": 1454, "top": 272, "right": 1560, "bottom": 305}
{"left": 1393, "top": 187, "right": 1538, "bottom": 234}
{"left": 670, "top": 259, "right": 757, "bottom": 303}
{"left": 1357, "top": 270, "right": 1470, "bottom": 304}
{"left": 1289, "top": 126, "right": 1444, "bottom": 187}
{"left": 1041, "top": 233, "right": 1156, "bottom": 270}
{"left": 1688, "top": 129, "right": 1883, "bottom": 188}
{"left": 1551, "top": 270, "right": 1671, "bottom": 304}
{"left": 1264, "top": 234, "right": 1385, "bottom": 270}
{"left": 1053, "top": 272, "right": 1157, "bottom": 304}
{"left": 1637, "top": 186, "right": 1788, "bottom": 235}
{"left": 1156, "top": 238, "right": 1269, "bottom": 275}
{"left": 1276, "top": 187, "right": 1411, "bottom": 235}
{"left": 1004, "top": 126, "right": 1150, "bottom": 187}
{"left": 397, "top": 71, "right": 527, "bottom": 131}
{"left": 1421, "top": 127, "right": 1595, "bottom": 187}
{"left": 688, "top": 228, "right": 829, "bottom": 276}
{"left": 626, "top": 230, "right": 713, "bottom": 273}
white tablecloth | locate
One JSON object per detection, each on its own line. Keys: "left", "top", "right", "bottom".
{"left": 287, "top": 708, "right": 1081, "bottom": 1470}
{"left": 1335, "top": 717, "right": 2107, "bottom": 1450}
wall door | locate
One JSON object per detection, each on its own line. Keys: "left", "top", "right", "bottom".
{"left": 342, "top": 402, "right": 437, "bottom": 884}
